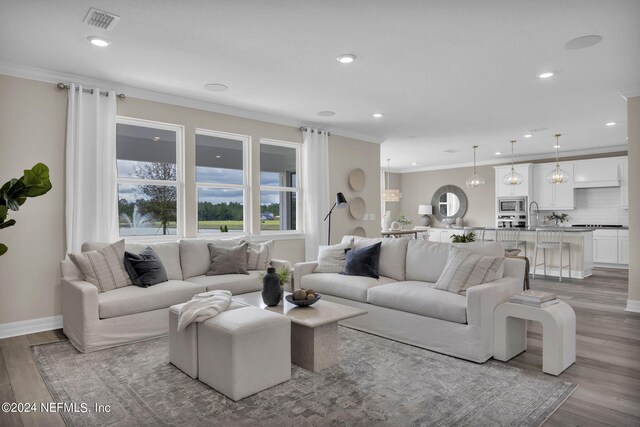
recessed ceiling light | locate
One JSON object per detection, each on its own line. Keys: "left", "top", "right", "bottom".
{"left": 538, "top": 72, "right": 554, "bottom": 79}
{"left": 317, "top": 111, "right": 335, "bottom": 117}
{"left": 524, "top": 134, "right": 532, "bottom": 138}
{"left": 87, "top": 36, "right": 110, "bottom": 47}
{"left": 336, "top": 54, "right": 356, "bottom": 64}
{"left": 204, "top": 83, "right": 229, "bottom": 92}
{"left": 605, "top": 122, "right": 616, "bottom": 126}
{"left": 372, "top": 113, "right": 383, "bottom": 118}
{"left": 553, "top": 145, "right": 561, "bottom": 149}
{"left": 411, "top": 162, "right": 418, "bottom": 166}
{"left": 152, "top": 136, "right": 160, "bottom": 141}
{"left": 495, "top": 152, "right": 502, "bottom": 155}
{"left": 565, "top": 35, "right": 602, "bottom": 50}
{"left": 215, "top": 155, "right": 221, "bottom": 159}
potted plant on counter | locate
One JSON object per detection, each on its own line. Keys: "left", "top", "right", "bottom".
{"left": 451, "top": 232, "right": 475, "bottom": 243}
{"left": 546, "top": 212, "right": 569, "bottom": 227}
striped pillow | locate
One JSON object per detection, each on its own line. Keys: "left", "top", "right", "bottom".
{"left": 69, "top": 239, "right": 132, "bottom": 292}
{"left": 434, "top": 246, "right": 504, "bottom": 294}
{"left": 246, "top": 240, "right": 274, "bottom": 270}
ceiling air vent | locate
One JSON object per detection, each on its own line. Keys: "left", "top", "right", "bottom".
{"left": 83, "top": 8, "right": 120, "bottom": 31}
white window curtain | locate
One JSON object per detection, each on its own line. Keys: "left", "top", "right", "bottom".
{"left": 301, "top": 128, "right": 329, "bottom": 261}
{"left": 65, "top": 84, "right": 117, "bottom": 253}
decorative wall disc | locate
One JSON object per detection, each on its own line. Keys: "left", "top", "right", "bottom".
{"left": 348, "top": 168, "right": 366, "bottom": 192}
{"left": 349, "top": 197, "right": 366, "bottom": 220}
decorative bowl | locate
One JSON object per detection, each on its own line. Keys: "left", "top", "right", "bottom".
{"left": 285, "top": 294, "right": 321, "bottom": 307}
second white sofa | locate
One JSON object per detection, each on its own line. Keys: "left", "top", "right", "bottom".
{"left": 294, "top": 236, "right": 525, "bottom": 363}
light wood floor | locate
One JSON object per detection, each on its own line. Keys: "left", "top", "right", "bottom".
{"left": 0, "top": 267, "right": 638, "bottom": 426}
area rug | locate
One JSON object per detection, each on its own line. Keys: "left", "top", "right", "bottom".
{"left": 32, "top": 327, "right": 576, "bottom": 427}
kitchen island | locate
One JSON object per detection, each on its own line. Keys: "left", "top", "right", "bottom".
{"left": 423, "top": 226, "right": 594, "bottom": 279}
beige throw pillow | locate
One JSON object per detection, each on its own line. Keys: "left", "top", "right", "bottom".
{"left": 206, "top": 243, "right": 249, "bottom": 276}
{"left": 434, "top": 246, "right": 504, "bottom": 294}
{"left": 246, "top": 240, "right": 274, "bottom": 270}
{"left": 69, "top": 239, "right": 132, "bottom": 292}
{"left": 315, "top": 239, "right": 354, "bottom": 273}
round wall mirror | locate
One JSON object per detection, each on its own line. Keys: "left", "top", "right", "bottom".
{"left": 431, "top": 185, "right": 468, "bottom": 222}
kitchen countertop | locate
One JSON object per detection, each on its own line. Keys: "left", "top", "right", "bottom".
{"left": 437, "top": 227, "right": 596, "bottom": 233}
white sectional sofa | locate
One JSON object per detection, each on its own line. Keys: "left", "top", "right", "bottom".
{"left": 60, "top": 238, "right": 288, "bottom": 353}
{"left": 294, "top": 236, "right": 525, "bottom": 363}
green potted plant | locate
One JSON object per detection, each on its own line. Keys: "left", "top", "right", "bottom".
{"left": 451, "top": 232, "right": 475, "bottom": 243}
{"left": 1, "top": 163, "right": 52, "bottom": 256}
{"left": 546, "top": 212, "right": 569, "bottom": 226}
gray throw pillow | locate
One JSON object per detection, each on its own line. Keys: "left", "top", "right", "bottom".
{"left": 69, "top": 239, "right": 132, "bottom": 292}
{"left": 123, "top": 246, "right": 168, "bottom": 288}
{"left": 206, "top": 242, "right": 249, "bottom": 276}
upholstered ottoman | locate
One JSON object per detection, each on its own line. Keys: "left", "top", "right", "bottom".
{"left": 197, "top": 306, "right": 291, "bottom": 401}
{"left": 169, "top": 301, "right": 248, "bottom": 379}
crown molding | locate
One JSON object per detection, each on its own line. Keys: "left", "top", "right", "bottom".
{"left": 618, "top": 86, "right": 640, "bottom": 100}
{"left": 391, "top": 145, "right": 628, "bottom": 173}
{"left": 0, "top": 61, "right": 383, "bottom": 144}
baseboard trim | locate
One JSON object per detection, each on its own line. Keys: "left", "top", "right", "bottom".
{"left": 625, "top": 300, "right": 640, "bottom": 313}
{"left": 532, "top": 267, "right": 591, "bottom": 279}
{"left": 0, "top": 315, "right": 63, "bottom": 339}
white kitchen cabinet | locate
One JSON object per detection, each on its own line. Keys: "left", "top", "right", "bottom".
{"left": 573, "top": 158, "right": 620, "bottom": 188}
{"left": 593, "top": 229, "right": 619, "bottom": 264}
{"left": 618, "top": 230, "right": 629, "bottom": 265}
{"left": 532, "top": 163, "right": 575, "bottom": 210}
{"left": 494, "top": 164, "right": 532, "bottom": 198}
{"left": 427, "top": 228, "right": 461, "bottom": 243}
{"left": 620, "top": 157, "right": 629, "bottom": 209}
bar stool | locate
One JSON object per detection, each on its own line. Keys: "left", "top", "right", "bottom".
{"left": 463, "top": 227, "right": 485, "bottom": 242}
{"left": 496, "top": 228, "right": 527, "bottom": 257}
{"left": 532, "top": 228, "right": 571, "bottom": 282}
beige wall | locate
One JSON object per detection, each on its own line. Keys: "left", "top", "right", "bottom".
{"left": 0, "top": 75, "right": 67, "bottom": 324}
{"left": 0, "top": 74, "right": 380, "bottom": 325}
{"left": 627, "top": 96, "right": 639, "bottom": 303}
{"left": 399, "top": 165, "right": 496, "bottom": 227}
{"left": 328, "top": 136, "right": 381, "bottom": 243}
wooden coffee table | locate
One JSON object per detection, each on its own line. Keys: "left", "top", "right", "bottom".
{"left": 232, "top": 292, "right": 367, "bottom": 372}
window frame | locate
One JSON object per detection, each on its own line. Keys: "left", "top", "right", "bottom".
{"left": 115, "top": 116, "right": 185, "bottom": 240}
{"left": 195, "top": 128, "right": 251, "bottom": 236}
{"left": 258, "top": 138, "right": 302, "bottom": 234}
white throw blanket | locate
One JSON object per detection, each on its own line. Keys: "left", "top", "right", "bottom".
{"left": 177, "top": 290, "right": 232, "bottom": 333}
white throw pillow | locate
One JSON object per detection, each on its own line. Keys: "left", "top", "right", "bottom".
{"left": 315, "top": 239, "right": 354, "bottom": 273}
{"left": 434, "top": 246, "right": 505, "bottom": 294}
{"left": 69, "top": 239, "right": 132, "bottom": 292}
{"left": 246, "top": 240, "right": 274, "bottom": 270}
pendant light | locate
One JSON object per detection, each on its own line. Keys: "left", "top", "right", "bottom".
{"left": 502, "top": 140, "right": 524, "bottom": 185}
{"left": 381, "top": 159, "right": 401, "bottom": 202}
{"left": 466, "top": 145, "right": 485, "bottom": 188}
{"left": 547, "top": 133, "right": 570, "bottom": 184}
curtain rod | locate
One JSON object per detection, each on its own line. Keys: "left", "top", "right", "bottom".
{"left": 56, "top": 83, "right": 126, "bottom": 100}
{"left": 299, "top": 126, "right": 330, "bottom": 136}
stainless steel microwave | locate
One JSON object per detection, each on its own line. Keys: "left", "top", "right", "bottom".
{"left": 498, "top": 197, "right": 527, "bottom": 214}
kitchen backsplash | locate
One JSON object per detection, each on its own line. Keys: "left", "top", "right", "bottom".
{"left": 539, "top": 187, "right": 629, "bottom": 226}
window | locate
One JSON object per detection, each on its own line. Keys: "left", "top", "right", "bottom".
{"left": 196, "top": 130, "right": 249, "bottom": 234}
{"left": 259, "top": 139, "right": 301, "bottom": 232}
{"left": 116, "top": 118, "right": 183, "bottom": 237}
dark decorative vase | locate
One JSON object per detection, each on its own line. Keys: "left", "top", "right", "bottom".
{"left": 262, "top": 267, "right": 282, "bottom": 306}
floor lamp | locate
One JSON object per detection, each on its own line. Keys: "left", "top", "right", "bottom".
{"left": 323, "top": 192, "right": 348, "bottom": 245}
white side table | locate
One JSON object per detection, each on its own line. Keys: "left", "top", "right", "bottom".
{"left": 493, "top": 301, "right": 576, "bottom": 376}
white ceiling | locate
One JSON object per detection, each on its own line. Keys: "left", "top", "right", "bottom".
{"left": 1, "top": 0, "right": 638, "bottom": 172}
